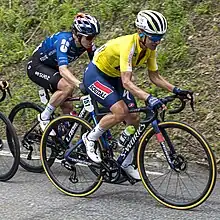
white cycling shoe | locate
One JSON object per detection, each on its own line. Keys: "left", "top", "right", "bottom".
{"left": 121, "top": 164, "right": 141, "bottom": 180}
{"left": 121, "top": 149, "right": 141, "bottom": 180}
{"left": 82, "top": 132, "right": 102, "bottom": 163}
{"left": 38, "top": 114, "right": 56, "bottom": 136}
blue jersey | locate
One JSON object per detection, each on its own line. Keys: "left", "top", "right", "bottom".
{"left": 33, "top": 32, "right": 96, "bottom": 68}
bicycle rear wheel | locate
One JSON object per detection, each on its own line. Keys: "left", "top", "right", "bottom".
{"left": 8, "top": 102, "right": 45, "bottom": 173}
{"left": 0, "top": 112, "right": 20, "bottom": 181}
{"left": 137, "top": 121, "right": 216, "bottom": 210}
{"left": 41, "top": 115, "right": 103, "bottom": 196}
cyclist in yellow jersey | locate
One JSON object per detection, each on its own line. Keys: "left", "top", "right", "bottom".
{"left": 93, "top": 33, "right": 158, "bottom": 77}
{"left": 82, "top": 10, "right": 192, "bottom": 179}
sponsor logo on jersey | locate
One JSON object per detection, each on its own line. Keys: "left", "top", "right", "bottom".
{"left": 48, "top": 49, "right": 56, "bottom": 56}
{"left": 40, "top": 54, "right": 48, "bottom": 62}
{"left": 88, "top": 81, "right": 113, "bottom": 100}
{"left": 128, "top": 44, "right": 135, "bottom": 68}
{"left": 60, "top": 39, "right": 70, "bottom": 53}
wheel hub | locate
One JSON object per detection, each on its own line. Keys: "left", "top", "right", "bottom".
{"left": 172, "top": 154, "right": 187, "bottom": 172}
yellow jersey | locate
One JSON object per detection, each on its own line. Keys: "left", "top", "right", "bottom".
{"left": 93, "top": 33, "right": 158, "bottom": 77}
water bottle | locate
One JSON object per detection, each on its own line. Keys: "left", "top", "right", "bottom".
{"left": 39, "top": 89, "right": 48, "bottom": 105}
{"left": 118, "top": 125, "right": 136, "bottom": 148}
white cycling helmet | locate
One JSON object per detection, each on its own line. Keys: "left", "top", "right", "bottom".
{"left": 135, "top": 10, "right": 167, "bottom": 35}
{"left": 72, "top": 13, "right": 100, "bottom": 36}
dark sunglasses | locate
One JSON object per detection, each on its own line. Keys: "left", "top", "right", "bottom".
{"left": 141, "top": 32, "right": 164, "bottom": 42}
{"left": 85, "top": 35, "right": 96, "bottom": 41}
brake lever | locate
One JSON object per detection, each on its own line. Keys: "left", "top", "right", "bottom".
{"left": 176, "top": 91, "right": 194, "bottom": 112}
{"left": 2, "top": 81, "right": 11, "bottom": 98}
{"left": 185, "top": 92, "right": 194, "bottom": 112}
{"left": 159, "top": 109, "right": 165, "bottom": 121}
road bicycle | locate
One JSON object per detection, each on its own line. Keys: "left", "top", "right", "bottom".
{"left": 8, "top": 88, "right": 89, "bottom": 173}
{"left": 40, "top": 93, "right": 217, "bottom": 210}
{"left": 0, "top": 82, "right": 20, "bottom": 181}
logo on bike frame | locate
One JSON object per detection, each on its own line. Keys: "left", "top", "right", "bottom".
{"left": 88, "top": 81, "right": 113, "bottom": 100}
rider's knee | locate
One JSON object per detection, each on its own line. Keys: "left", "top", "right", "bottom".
{"left": 58, "top": 79, "right": 74, "bottom": 95}
{"left": 65, "top": 83, "right": 74, "bottom": 95}
{"left": 113, "top": 107, "right": 129, "bottom": 123}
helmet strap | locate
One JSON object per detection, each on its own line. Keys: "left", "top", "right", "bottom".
{"left": 77, "top": 35, "right": 83, "bottom": 47}
{"left": 143, "top": 35, "right": 147, "bottom": 44}
{"left": 139, "top": 33, "right": 148, "bottom": 49}
{"left": 72, "top": 32, "right": 83, "bottom": 47}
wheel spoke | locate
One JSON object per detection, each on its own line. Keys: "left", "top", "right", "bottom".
{"left": 8, "top": 103, "right": 44, "bottom": 172}
{"left": 41, "top": 115, "right": 103, "bottom": 196}
{"left": 139, "top": 122, "right": 216, "bottom": 209}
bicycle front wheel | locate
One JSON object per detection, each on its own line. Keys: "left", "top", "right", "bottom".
{"left": 40, "top": 115, "right": 103, "bottom": 197}
{"left": 137, "top": 121, "right": 216, "bottom": 210}
{"left": 0, "top": 112, "right": 20, "bottom": 181}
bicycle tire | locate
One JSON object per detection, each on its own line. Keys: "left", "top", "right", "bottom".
{"left": 0, "top": 112, "right": 20, "bottom": 181}
{"left": 8, "top": 102, "right": 45, "bottom": 173}
{"left": 41, "top": 115, "right": 103, "bottom": 197}
{"left": 137, "top": 121, "right": 216, "bottom": 210}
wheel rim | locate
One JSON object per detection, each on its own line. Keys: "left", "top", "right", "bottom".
{"left": 41, "top": 116, "right": 103, "bottom": 196}
{"left": 9, "top": 103, "right": 44, "bottom": 172}
{"left": 138, "top": 122, "right": 216, "bottom": 209}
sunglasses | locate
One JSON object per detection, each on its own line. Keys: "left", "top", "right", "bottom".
{"left": 85, "top": 35, "right": 96, "bottom": 41}
{"left": 140, "top": 32, "right": 164, "bottom": 42}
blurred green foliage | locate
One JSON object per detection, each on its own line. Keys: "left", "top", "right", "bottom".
{"left": 0, "top": 0, "right": 219, "bottom": 159}
{"left": 0, "top": 0, "right": 193, "bottom": 107}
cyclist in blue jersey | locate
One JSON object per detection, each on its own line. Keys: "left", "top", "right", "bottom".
{"left": 27, "top": 13, "right": 100, "bottom": 134}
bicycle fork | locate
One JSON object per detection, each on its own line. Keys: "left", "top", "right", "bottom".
{"left": 151, "top": 120, "right": 176, "bottom": 169}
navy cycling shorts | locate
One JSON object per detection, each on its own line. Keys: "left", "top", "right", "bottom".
{"left": 83, "top": 62, "right": 137, "bottom": 109}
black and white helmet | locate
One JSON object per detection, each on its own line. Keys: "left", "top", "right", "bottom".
{"left": 72, "top": 13, "right": 100, "bottom": 36}
{"left": 135, "top": 10, "right": 167, "bottom": 35}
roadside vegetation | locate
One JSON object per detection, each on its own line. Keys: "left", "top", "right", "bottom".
{"left": 0, "top": 0, "right": 219, "bottom": 161}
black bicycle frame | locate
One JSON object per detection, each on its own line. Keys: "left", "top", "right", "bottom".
{"left": 59, "top": 95, "right": 178, "bottom": 170}
{"left": 64, "top": 101, "right": 155, "bottom": 166}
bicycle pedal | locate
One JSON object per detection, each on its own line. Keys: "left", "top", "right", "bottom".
{"left": 69, "top": 171, "right": 78, "bottom": 184}
{"left": 120, "top": 169, "right": 140, "bottom": 185}
{"left": 125, "top": 177, "right": 139, "bottom": 185}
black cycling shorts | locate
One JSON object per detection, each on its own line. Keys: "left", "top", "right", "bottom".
{"left": 27, "top": 52, "right": 62, "bottom": 93}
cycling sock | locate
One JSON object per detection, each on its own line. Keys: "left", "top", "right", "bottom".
{"left": 87, "top": 124, "right": 106, "bottom": 141}
{"left": 121, "top": 149, "right": 134, "bottom": 168}
{"left": 41, "top": 103, "right": 56, "bottom": 120}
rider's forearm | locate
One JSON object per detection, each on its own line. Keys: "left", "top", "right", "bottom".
{"left": 59, "top": 66, "right": 81, "bottom": 87}
{"left": 149, "top": 70, "right": 174, "bottom": 92}
{"left": 123, "top": 80, "right": 150, "bottom": 101}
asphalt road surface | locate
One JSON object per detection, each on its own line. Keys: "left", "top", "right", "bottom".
{"left": 0, "top": 167, "right": 219, "bottom": 220}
